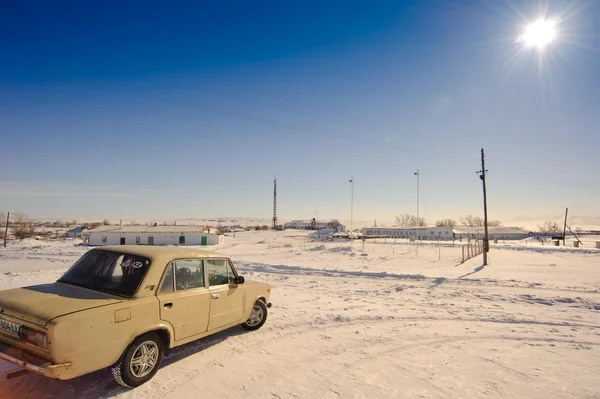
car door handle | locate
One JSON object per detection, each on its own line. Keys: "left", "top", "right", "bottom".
{"left": 211, "top": 294, "right": 220, "bottom": 299}
{"left": 163, "top": 303, "right": 173, "bottom": 308}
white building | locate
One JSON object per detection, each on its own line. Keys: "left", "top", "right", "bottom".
{"left": 362, "top": 226, "right": 529, "bottom": 241}
{"left": 284, "top": 220, "right": 344, "bottom": 231}
{"left": 83, "top": 226, "right": 223, "bottom": 246}
{"left": 453, "top": 226, "right": 530, "bottom": 241}
{"left": 363, "top": 227, "right": 454, "bottom": 240}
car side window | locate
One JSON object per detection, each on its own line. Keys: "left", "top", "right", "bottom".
{"left": 174, "top": 259, "right": 205, "bottom": 291}
{"left": 207, "top": 259, "right": 234, "bottom": 286}
{"left": 159, "top": 263, "right": 174, "bottom": 294}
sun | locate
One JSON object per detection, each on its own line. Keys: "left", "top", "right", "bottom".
{"left": 522, "top": 19, "right": 557, "bottom": 48}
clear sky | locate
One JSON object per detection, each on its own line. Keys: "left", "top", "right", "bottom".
{"left": 1, "top": 0, "right": 599, "bottom": 227}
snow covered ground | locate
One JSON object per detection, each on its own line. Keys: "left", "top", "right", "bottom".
{"left": 0, "top": 231, "right": 599, "bottom": 399}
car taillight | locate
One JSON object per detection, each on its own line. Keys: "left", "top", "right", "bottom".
{"left": 19, "top": 327, "right": 48, "bottom": 349}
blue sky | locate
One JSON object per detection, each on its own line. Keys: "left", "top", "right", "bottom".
{"left": 1, "top": 0, "right": 599, "bottom": 227}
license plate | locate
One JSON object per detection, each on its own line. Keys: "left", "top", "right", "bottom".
{"left": 0, "top": 318, "right": 22, "bottom": 337}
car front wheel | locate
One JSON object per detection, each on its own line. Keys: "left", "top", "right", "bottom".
{"left": 241, "top": 300, "right": 268, "bottom": 331}
{"left": 111, "top": 332, "right": 164, "bottom": 388}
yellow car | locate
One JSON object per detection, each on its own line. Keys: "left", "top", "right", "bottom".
{"left": 0, "top": 246, "right": 272, "bottom": 387}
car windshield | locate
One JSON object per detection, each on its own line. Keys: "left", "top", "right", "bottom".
{"left": 58, "top": 250, "right": 151, "bottom": 297}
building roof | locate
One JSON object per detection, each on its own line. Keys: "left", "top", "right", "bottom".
{"left": 86, "top": 225, "right": 216, "bottom": 234}
{"left": 453, "top": 226, "right": 528, "bottom": 235}
{"left": 362, "top": 226, "right": 528, "bottom": 235}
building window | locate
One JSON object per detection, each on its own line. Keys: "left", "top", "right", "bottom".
{"left": 102, "top": 236, "right": 107, "bottom": 243}
{"left": 136, "top": 236, "right": 140, "bottom": 244}
{"left": 179, "top": 236, "right": 185, "bottom": 244}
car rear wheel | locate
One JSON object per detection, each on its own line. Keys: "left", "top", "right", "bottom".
{"left": 111, "top": 332, "right": 164, "bottom": 388}
{"left": 241, "top": 300, "right": 268, "bottom": 331}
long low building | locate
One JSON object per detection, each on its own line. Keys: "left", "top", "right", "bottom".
{"left": 83, "top": 226, "right": 223, "bottom": 246}
{"left": 362, "top": 226, "right": 529, "bottom": 241}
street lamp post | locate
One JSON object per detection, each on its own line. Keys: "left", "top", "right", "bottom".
{"left": 349, "top": 176, "right": 354, "bottom": 244}
{"left": 414, "top": 169, "right": 420, "bottom": 254}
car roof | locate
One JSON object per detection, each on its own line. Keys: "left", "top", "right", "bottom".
{"left": 91, "top": 245, "right": 226, "bottom": 261}
{"left": 87, "top": 246, "right": 232, "bottom": 299}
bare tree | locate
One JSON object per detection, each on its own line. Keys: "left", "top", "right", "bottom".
{"left": 435, "top": 219, "right": 457, "bottom": 227}
{"left": 12, "top": 212, "right": 38, "bottom": 239}
{"left": 487, "top": 220, "right": 503, "bottom": 227}
{"left": 327, "top": 219, "right": 343, "bottom": 230}
{"left": 459, "top": 214, "right": 484, "bottom": 227}
{"left": 538, "top": 220, "right": 560, "bottom": 234}
{"left": 395, "top": 214, "right": 426, "bottom": 227}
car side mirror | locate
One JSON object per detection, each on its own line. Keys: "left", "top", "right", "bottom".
{"left": 235, "top": 276, "right": 245, "bottom": 285}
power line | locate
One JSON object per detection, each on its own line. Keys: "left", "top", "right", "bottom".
{"left": 76, "top": 79, "right": 419, "bottom": 152}
{"left": 210, "top": 81, "right": 423, "bottom": 145}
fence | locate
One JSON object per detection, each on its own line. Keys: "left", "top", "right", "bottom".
{"left": 461, "top": 240, "right": 483, "bottom": 263}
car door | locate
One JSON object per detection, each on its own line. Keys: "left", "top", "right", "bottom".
{"left": 207, "top": 258, "right": 244, "bottom": 331}
{"left": 158, "top": 259, "right": 211, "bottom": 341}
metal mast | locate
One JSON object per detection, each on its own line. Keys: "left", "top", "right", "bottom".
{"left": 272, "top": 176, "right": 278, "bottom": 230}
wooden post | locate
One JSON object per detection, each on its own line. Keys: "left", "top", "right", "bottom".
{"left": 3, "top": 212, "right": 9, "bottom": 248}
{"left": 562, "top": 208, "right": 568, "bottom": 246}
{"left": 478, "top": 149, "right": 489, "bottom": 265}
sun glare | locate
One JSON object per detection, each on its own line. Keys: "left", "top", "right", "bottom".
{"left": 522, "top": 19, "right": 557, "bottom": 48}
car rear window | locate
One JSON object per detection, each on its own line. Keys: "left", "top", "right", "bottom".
{"left": 58, "top": 250, "right": 151, "bottom": 297}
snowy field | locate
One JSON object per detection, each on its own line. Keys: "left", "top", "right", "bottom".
{"left": 0, "top": 231, "right": 599, "bottom": 399}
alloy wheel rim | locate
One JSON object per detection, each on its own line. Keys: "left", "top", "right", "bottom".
{"left": 129, "top": 341, "right": 159, "bottom": 378}
{"left": 246, "top": 305, "right": 264, "bottom": 326}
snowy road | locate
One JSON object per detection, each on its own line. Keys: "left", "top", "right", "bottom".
{"left": 0, "top": 232, "right": 598, "bottom": 398}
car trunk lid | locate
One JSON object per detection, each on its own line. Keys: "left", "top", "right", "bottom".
{"left": 0, "top": 283, "right": 123, "bottom": 328}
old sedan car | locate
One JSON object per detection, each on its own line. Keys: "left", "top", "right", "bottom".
{"left": 0, "top": 246, "right": 272, "bottom": 387}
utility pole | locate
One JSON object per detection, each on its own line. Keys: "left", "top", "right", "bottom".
{"left": 414, "top": 169, "right": 420, "bottom": 254}
{"left": 315, "top": 209, "right": 320, "bottom": 239}
{"left": 476, "top": 149, "right": 489, "bottom": 266}
{"left": 349, "top": 176, "right": 354, "bottom": 243}
{"left": 3, "top": 212, "right": 9, "bottom": 248}
{"left": 562, "top": 208, "right": 568, "bottom": 246}
{"left": 272, "top": 177, "right": 278, "bottom": 230}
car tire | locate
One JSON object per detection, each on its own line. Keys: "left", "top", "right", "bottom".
{"left": 111, "top": 332, "right": 164, "bottom": 388}
{"left": 241, "top": 300, "right": 268, "bottom": 331}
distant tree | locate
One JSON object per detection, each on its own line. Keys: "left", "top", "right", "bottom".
{"left": 327, "top": 219, "right": 343, "bottom": 230}
{"left": 487, "top": 220, "right": 503, "bottom": 227}
{"left": 460, "top": 214, "right": 484, "bottom": 227}
{"left": 0, "top": 211, "right": 4, "bottom": 227}
{"left": 12, "top": 212, "right": 38, "bottom": 239}
{"left": 90, "top": 222, "right": 102, "bottom": 229}
{"left": 395, "top": 214, "right": 426, "bottom": 227}
{"left": 538, "top": 220, "right": 560, "bottom": 234}
{"left": 71, "top": 219, "right": 78, "bottom": 226}
{"left": 260, "top": 225, "right": 269, "bottom": 230}
{"left": 102, "top": 219, "right": 110, "bottom": 226}
{"left": 435, "top": 219, "right": 457, "bottom": 227}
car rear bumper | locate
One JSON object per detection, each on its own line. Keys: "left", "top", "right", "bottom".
{"left": 0, "top": 341, "right": 71, "bottom": 379}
